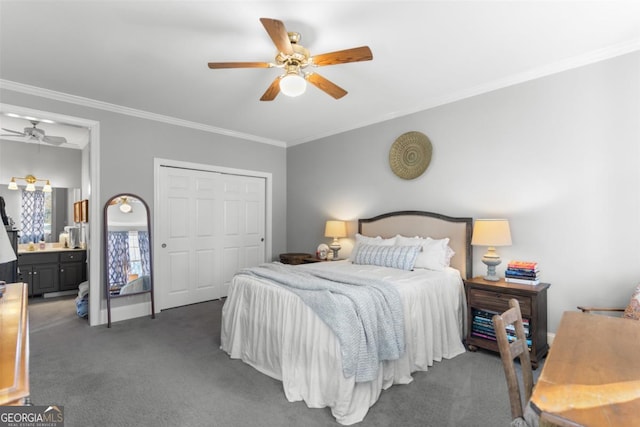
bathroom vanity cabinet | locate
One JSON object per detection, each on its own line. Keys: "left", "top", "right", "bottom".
{"left": 18, "top": 249, "right": 87, "bottom": 296}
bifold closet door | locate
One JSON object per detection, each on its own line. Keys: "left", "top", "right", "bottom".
{"left": 157, "top": 166, "right": 266, "bottom": 310}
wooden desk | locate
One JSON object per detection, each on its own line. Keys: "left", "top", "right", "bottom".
{"left": 531, "top": 311, "right": 640, "bottom": 426}
{"left": 0, "top": 282, "right": 30, "bottom": 406}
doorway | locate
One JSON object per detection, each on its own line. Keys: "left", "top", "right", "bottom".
{"left": 0, "top": 103, "right": 101, "bottom": 324}
{"left": 154, "top": 159, "right": 272, "bottom": 311}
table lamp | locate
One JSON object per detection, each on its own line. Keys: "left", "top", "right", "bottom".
{"left": 324, "top": 220, "right": 347, "bottom": 260}
{"left": 471, "top": 219, "right": 512, "bottom": 281}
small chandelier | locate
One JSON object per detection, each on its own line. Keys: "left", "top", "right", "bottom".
{"left": 8, "top": 175, "right": 52, "bottom": 193}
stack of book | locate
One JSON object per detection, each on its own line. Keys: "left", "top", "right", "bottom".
{"left": 505, "top": 260, "right": 540, "bottom": 285}
{"left": 471, "top": 309, "right": 498, "bottom": 342}
{"left": 471, "top": 308, "right": 532, "bottom": 349}
{"left": 505, "top": 318, "right": 532, "bottom": 349}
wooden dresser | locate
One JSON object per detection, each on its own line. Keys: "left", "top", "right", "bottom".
{"left": 0, "top": 282, "right": 30, "bottom": 405}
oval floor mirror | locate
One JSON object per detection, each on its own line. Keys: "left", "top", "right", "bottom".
{"left": 104, "top": 193, "right": 155, "bottom": 327}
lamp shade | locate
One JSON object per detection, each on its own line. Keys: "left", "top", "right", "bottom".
{"left": 324, "top": 220, "right": 347, "bottom": 238}
{"left": 279, "top": 73, "right": 306, "bottom": 97}
{"left": 471, "top": 219, "right": 512, "bottom": 247}
{"left": 0, "top": 226, "right": 17, "bottom": 264}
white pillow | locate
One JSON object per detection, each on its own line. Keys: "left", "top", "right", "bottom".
{"left": 395, "top": 235, "right": 455, "bottom": 271}
{"left": 349, "top": 233, "right": 396, "bottom": 262}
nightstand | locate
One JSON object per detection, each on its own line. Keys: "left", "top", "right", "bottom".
{"left": 464, "top": 277, "right": 550, "bottom": 369}
{"left": 279, "top": 253, "right": 313, "bottom": 265}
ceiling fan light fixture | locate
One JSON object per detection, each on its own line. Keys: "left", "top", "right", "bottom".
{"left": 119, "top": 198, "right": 133, "bottom": 213}
{"left": 279, "top": 72, "right": 306, "bottom": 97}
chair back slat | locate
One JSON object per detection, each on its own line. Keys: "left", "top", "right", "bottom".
{"left": 492, "top": 298, "right": 534, "bottom": 420}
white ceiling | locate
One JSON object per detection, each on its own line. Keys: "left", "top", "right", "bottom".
{"left": 1, "top": 1, "right": 639, "bottom": 147}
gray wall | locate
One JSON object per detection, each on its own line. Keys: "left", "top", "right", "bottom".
{"left": 287, "top": 51, "right": 640, "bottom": 333}
{"left": 0, "top": 90, "right": 287, "bottom": 258}
{"left": 2, "top": 52, "right": 638, "bottom": 332}
{"left": 0, "top": 89, "right": 287, "bottom": 323}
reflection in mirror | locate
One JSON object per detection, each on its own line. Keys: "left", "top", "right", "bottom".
{"left": 104, "top": 193, "right": 154, "bottom": 327}
{"left": 0, "top": 186, "right": 81, "bottom": 244}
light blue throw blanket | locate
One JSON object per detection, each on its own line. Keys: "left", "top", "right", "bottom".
{"left": 237, "top": 262, "right": 405, "bottom": 382}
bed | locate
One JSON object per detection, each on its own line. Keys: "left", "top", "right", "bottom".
{"left": 221, "top": 211, "right": 472, "bottom": 425}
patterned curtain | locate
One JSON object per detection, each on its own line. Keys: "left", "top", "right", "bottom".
{"left": 20, "top": 190, "right": 46, "bottom": 243}
{"left": 107, "top": 231, "right": 130, "bottom": 286}
{"left": 138, "top": 231, "right": 150, "bottom": 276}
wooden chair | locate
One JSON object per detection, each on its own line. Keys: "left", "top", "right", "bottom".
{"left": 577, "top": 283, "right": 640, "bottom": 320}
{"left": 492, "top": 298, "right": 534, "bottom": 422}
{"left": 576, "top": 305, "right": 624, "bottom": 314}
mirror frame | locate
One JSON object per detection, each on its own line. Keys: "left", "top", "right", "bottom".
{"left": 104, "top": 193, "right": 155, "bottom": 327}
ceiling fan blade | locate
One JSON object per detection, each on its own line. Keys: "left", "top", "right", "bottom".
{"left": 1, "top": 128, "right": 26, "bottom": 136}
{"left": 305, "top": 73, "right": 348, "bottom": 99}
{"left": 260, "top": 18, "right": 293, "bottom": 55}
{"left": 260, "top": 77, "right": 281, "bottom": 101}
{"left": 312, "top": 46, "right": 373, "bottom": 67}
{"left": 208, "top": 62, "right": 272, "bottom": 69}
{"left": 43, "top": 136, "right": 67, "bottom": 145}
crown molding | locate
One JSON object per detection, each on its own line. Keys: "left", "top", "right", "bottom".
{"left": 0, "top": 79, "right": 287, "bottom": 148}
{"left": 3, "top": 38, "right": 638, "bottom": 149}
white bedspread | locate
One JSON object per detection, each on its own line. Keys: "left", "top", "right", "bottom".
{"left": 221, "top": 261, "right": 467, "bottom": 425}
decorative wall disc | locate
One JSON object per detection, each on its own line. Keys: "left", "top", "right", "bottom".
{"left": 389, "top": 131, "right": 432, "bottom": 180}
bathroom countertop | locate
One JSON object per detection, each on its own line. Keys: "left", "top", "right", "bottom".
{"left": 17, "top": 246, "right": 86, "bottom": 254}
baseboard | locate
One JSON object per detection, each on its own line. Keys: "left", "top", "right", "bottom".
{"left": 43, "top": 290, "right": 77, "bottom": 298}
{"left": 100, "top": 294, "right": 153, "bottom": 326}
{"left": 547, "top": 331, "right": 556, "bottom": 347}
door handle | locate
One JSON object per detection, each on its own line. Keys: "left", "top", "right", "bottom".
{"left": 161, "top": 243, "right": 167, "bottom": 248}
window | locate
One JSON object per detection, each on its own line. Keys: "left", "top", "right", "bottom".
{"left": 127, "top": 230, "right": 142, "bottom": 277}
{"left": 19, "top": 190, "right": 52, "bottom": 243}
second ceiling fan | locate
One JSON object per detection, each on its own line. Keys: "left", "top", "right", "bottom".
{"left": 207, "top": 18, "right": 373, "bottom": 101}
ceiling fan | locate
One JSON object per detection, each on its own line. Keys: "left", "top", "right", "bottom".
{"left": 1, "top": 120, "right": 67, "bottom": 145}
{"left": 207, "top": 18, "right": 373, "bottom": 101}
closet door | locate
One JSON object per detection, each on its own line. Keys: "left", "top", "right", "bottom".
{"left": 157, "top": 166, "right": 265, "bottom": 310}
{"left": 220, "top": 174, "right": 266, "bottom": 296}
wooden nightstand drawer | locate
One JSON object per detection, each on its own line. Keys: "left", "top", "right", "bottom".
{"left": 469, "top": 288, "right": 532, "bottom": 317}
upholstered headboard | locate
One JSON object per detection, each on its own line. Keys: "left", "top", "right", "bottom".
{"left": 358, "top": 210, "right": 473, "bottom": 279}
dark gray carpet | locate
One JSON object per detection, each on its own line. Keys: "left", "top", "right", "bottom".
{"left": 27, "top": 296, "right": 530, "bottom": 426}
